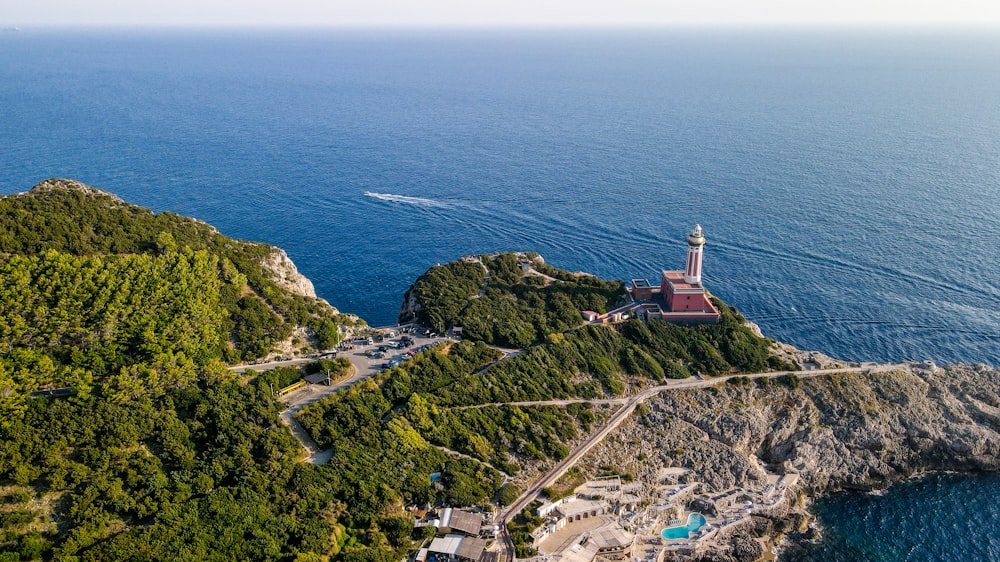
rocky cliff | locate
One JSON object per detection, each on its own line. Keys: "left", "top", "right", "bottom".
{"left": 581, "top": 361, "right": 1000, "bottom": 561}
{"left": 260, "top": 246, "right": 320, "bottom": 300}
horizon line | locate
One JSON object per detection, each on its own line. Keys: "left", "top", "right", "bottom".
{"left": 5, "top": 21, "right": 1000, "bottom": 29}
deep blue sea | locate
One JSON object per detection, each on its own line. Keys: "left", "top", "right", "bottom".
{"left": 786, "top": 472, "right": 1000, "bottom": 561}
{"left": 1, "top": 27, "right": 998, "bottom": 558}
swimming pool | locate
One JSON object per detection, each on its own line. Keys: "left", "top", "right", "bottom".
{"left": 661, "top": 513, "right": 707, "bottom": 540}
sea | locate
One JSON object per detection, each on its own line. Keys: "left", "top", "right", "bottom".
{"left": 1, "top": 27, "right": 998, "bottom": 559}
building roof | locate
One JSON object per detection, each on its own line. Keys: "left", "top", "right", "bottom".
{"left": 576, "top": 478, "right": 621, "bottom": 499}
{"left": 428, "top": 534, "right": 487, "bottom": 561}
{"left": 446, "top": 509, "right": 483, "bottom": 536}
{"left": 590, "top": 523, "right": 634, "bottom": 550}
{"left": 662, "top": 270, "right": 702, "bottom": 291}
{"left": 303, "top": 373, "right": 329, "bottom": 384}
{"left": 557, "top": 499, "right": 604, "bottom": 518}
{"left": 619, "top": 493, "right": 642, "bottom": 505}
{"left": 429, "top": 535, "right": 463, "bottom": 556}
{"left": 552, "top": 539, "right": 600, "bottom": 562}
{"left": 456, "top": 537, "right": 487, "bottom": 561}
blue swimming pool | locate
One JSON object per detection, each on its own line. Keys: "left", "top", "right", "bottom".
{"left": 661, "top": 513, "right": 707, "bottom": 540}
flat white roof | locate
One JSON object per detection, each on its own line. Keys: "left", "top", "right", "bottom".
{"left": 429, "top": 535, "right": 463, "bottom": 556}
{"left": 558, "top": 499, "right": 604, "bottom": 517}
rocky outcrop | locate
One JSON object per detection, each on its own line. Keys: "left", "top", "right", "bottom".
{"left": 582, "top": 361, "right": 1000, "bottom": 560}
{"left": 260, "top": 247, "right": 320, "bottom": 300}
{"left": 398, "top": 285, "right": 422, "bottom": 325}
{"left": 27, "top": 178, "right": 126, "bottom": 202}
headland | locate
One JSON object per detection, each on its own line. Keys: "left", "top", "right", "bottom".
{"left": 0, "top": 180, "right": 996, "bottom": 562}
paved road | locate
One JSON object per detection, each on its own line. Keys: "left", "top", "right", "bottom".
{"left": 451, "top": 398, "right": 628, "bottom": 411}
{"left": 260, "top": 332, "right": 453, "bottom": 462}
{"left": 472, "top": 346, "right": 524, "bottom": 376}
{"left": 231, "top": 357, "right": 315, "bottom": 374}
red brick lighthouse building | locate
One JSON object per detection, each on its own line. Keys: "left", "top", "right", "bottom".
{"left": 625, "top": 224, "right": 721, "bottom": 324}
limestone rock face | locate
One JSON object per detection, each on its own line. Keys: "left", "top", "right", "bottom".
{"left": 398, "top": 285, "right": 421, "bottom": 325}
{"left": 260, "top": 247, "right": 319, "bottom": 300}
{"left": 583, "top": 362, "right": 1000, "bottom": 560}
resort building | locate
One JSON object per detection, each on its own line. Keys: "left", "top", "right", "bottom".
{"left": 530, "top": 498, "right": 606, "bottom": 544}
{"left": 589, "top": 523, "right": 635, "bottom": 560}
{"left": 539, "top": 520, "right": 635, "bottom": 562}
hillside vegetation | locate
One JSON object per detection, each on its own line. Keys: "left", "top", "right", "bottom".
{"left": 306, "top": 295, "right": 790, "bottom": 480}
{"left": 399, "top": 253, "right": 623, "bottom": 347}
{"left": 289, "top": 257, "right": 794, "bottom": 561}
{"left": 0, "top": 180, "right": 354, "bottom": 368}
{"left": 0, "top": 180, "right": 361, "bottom": 561}
{"left": 0, "top": 186, "right": 791, "bottom": 562}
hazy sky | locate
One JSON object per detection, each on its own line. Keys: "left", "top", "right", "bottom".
{"left": 3, "top": 0, "right": 999, "bottom": 27}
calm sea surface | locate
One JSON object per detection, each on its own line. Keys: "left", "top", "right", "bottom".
{"left": 785, "top": 472, "right": 1000, "bottom": 561}
{"left": 1, "top": 27, "right": 998, "bottom": 557}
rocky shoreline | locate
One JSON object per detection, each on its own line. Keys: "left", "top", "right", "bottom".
{"left": 578, "top": 360, "right": 1000, "bottom": 561}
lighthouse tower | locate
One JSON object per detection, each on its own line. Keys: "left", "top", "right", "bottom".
{"left": 684, "top": 224, "right": 706, "bottom": 285}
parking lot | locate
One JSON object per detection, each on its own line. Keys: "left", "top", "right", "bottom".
{"left": 276, "top": 328, "right": 453, "bottom": 411}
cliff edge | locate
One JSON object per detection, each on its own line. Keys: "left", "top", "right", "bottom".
{"left": 582, "top": 361, "right": 999, "bottom": 561}
{"left": 260, "top": 246, "right": 320, "bottom": 301}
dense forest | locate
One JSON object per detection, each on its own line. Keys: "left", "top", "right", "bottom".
{"left": 399, "top": 253, "right": 622, "bottom": 347}
{"left": 0, "top": 179, "right": 355, "bottom": 365}
{"left": 1, "top": 181, "right": 791, "bottom": 561}
{"left": 0, "top": 180, "right": 361, "bottom": 561}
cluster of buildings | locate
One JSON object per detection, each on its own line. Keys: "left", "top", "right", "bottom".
{"left": 527, "top": 468, "right": 800, "bottom": 562}
{"left": 528, "top": 477, "right": 643, "bottom": 562}
{"left": 414, "top": 508, "right": 497, "bottom": 562}
{"left": 582, "top": 225, "right": 721, "bottom": 326}
{"left": 408, "top": 465, "right": 802, "bottom": 562}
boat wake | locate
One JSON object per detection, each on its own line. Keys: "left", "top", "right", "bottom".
{"left": 364, "top": 191, "right": 450, "bottom": 208}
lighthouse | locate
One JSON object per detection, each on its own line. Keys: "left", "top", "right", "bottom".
{"left": 684, "top": 224, "right": 705, "bottom": 285}
{"left": 618, "top": 222, "right": 721, "bottom": 324}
